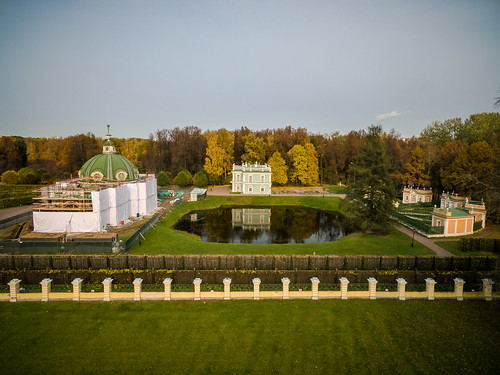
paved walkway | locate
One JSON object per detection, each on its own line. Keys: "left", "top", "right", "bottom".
{"left": 0, "top": 205, "right": 33, "bottom": 221}
{"left": 393, "top": 224, "right": 453, "bottom": 257}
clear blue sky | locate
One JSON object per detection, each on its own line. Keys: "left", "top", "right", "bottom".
{"left": 1, "top": 0, "right": 499, "bottom": 139}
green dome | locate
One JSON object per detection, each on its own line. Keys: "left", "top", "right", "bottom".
{"left": 79, "top": 153, "right": 139, "bottom": 181}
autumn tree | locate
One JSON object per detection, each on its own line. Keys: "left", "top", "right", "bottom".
{"left": 241, "top": 132, "right": 267, "bottom": 164}
{"left": 288, "top": 143, "right": 319, "bottom": 185}
{"left": 0, "top": 136, "right": 27, "bottom": 174}
{"left": 203, "top": 129, "right": 234, "bottom": 183}
{"left": 193, "top": 171, "right": 209, "bottom": 187}
{"left": 342, "top": 125, "right": 396, "bottom": 231}
{"left": 397, "top": 145, "right": 429, "bottom": 187}
{"left": 267, "top": 151, "right": 288, "bottom": 185}
{"left": 58, "top": 133, "right": 100, "bottom": 174}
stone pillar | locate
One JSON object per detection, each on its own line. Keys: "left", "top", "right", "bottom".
{"left": 71, "top": 278, "right": 83, "bottom": 302}
{"left": 281, "top": 278, "right": 290, "bottom": 300}
{"left": 367, "top": 277, "right": 378, "bottom": 300}
{"left": 40, "top": 278, "right": 52, "bottom": 302}
{"left": 454, "top": 278, "right": 465, "bottom": 301}
{"left": 482, "top": 278, "right": 494, "bottom": 302}
{"left": 7, "top": 279, "right": 21, "bottom": 303}
{"left": 163, "top": 278, "right": 173, "bottom": 301}
{"left": 193, "top": 278, "right": 202, "bottom": 301}
{"left": 340, "top": 277, "right": 349, "bottom": 300}
{"left": 223, "top": 278, "right": 231, "bottom": 300}
{"left": 310, "top": 277, "right": 320, "bottom": 300}
{"left": 396, "top": 278, "right": 407, "bottom": 301}
{"left": 102, "top": 278, "right": 113, "bottom": 302}
{"left": 252, "top": 278, "right": 261, "bottom": 300}
{"left": 425, "top": 278, "right": 436, "bottom": 301}
{"left": 133, "top": 278, "right": 143, "bottom": 301}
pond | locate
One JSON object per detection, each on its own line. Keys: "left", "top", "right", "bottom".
{"left": 173, "top": 206, "right": 357, "bottom": 244}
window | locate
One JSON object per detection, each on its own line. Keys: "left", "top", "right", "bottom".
{"left": 116, "top": 171, "right": 127, "bottom": 181}
{"left": 436, "top": 220, "right": 441, "bottom": 227}
{"left": 261, "top": 175, "right": 265, "bottom": 183}
{"left": 249, "top": 175, "right": 253, "bottom": 183}
{"left": 92, "top": 171, "right": 103, "bottom": 180}
{"left": 260, "top": 186, "right": 265, "bottom": 192}
{"left": 248, "top": 186, "right": 253, "bottom": 192}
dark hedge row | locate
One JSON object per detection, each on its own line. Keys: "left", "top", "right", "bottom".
{"left": 0, "top": 254, "right": 496, "bottom": 272}
{"left": 0, "top": 269, "right": 486, "bottom": 286}
{"left": 462, "top": 238, "right": 500, "bottom": 253}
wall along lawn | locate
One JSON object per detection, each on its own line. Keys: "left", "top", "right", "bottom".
{"left": 129, "top": 196, "right": 433, "bottom": 255}
{"left": 0, "top": 300, "right": 498, "bottom": 375}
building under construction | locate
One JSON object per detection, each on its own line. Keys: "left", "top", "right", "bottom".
{"left": 32, "top": 175, "right": 157, "bottom": 233}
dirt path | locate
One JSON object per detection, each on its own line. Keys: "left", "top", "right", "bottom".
{"left": 393, "top": 224, "right": 453, "bottom": 257}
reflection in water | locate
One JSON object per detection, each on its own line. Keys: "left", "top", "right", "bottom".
{"left": 174, "top": 206, "right": 356, "bottom": 244}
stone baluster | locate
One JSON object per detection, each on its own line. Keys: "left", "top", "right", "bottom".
{"left": 133, "top": 278, "right": 143, "bottom": 301}
{"left": 71, "top": 278, "right": 83, "bottom": 302}
{"left": 223, "top": 278, "right": 232, "bottom": 300}
{"left": 396, "top": 278, "right": 407, "bottom": 301}
{"left": 367, "top": 277, "right": 378, "bottom": 300}
{"left": 102, "top": 278, "right": 113, "bottom": 302}
{"left": 252, "top": 278, "right": 261, "bottom": 300}
{"left": 163, "top": 278, "right": 173, "bottom": 301}
{"left": 40, "top": 278, "right": 52, "bottom": 302}
{"left": 482, "top": 278, "right": 494, "bottom": 301}
{"left": 340, "top": 277, "right": 349, "bottom": 300}
{"left": 193, "top": 278, "right": 202, "bottom": 301}
{"left": 310, "top": 277, "right": 320, "bottom": 300}
{"left": 453, "top": 278, "right": 465, "bottom": 301}
{"left": 425, "top": 278, "right": 436, "bottom": 301}
{"left": 7, "top": 279, "right": 21, "bottom": 303}
{"left": 281, "top": 278, "right": 290, "bottom": 300}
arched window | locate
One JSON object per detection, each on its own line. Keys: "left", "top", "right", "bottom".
{"left": 92, "top": 171, "right": 103, "bottom": 180}
{"left": 116, "top": 171, "right": 127, "bottom": 181}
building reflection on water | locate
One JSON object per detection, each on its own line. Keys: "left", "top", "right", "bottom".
{"left": 231, "top": 208, "right": 271, "bottom": 230}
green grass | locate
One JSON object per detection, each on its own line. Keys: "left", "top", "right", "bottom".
{"left": 0, "top": 300, "right": 498, "bottom": 374}
{"left": 435, "top": 240, "right": 498, "bottom": 257}
{"left": 129, "top": 196, "right": 432, "bottom": 255}
{"left": 325, "top": 185, "right": 350, "bottom": 194}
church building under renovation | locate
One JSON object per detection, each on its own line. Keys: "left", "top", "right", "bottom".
{"left": 32, "top": 128, "right": 157, "bottom": 233}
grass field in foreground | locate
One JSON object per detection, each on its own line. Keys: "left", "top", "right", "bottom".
{"left": 0, "top": 300, "right": 498, "bottom": 375}
{"left": 129, "top": 196, "right": 432, "bottom": 255}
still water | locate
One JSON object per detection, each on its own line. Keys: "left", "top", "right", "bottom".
{"left": 174, "top": 207, "right": 357, "bottom": 244}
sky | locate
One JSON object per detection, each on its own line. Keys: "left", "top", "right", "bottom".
{"left": 1, "top": 0, "right": 499, "bottom": 139}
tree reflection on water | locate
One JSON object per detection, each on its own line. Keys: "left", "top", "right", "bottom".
{"left": 174, "top": 207, "right": 357, "bottom": 244}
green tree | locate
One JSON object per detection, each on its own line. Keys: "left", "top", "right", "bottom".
{"left": 342, "top": 125, "right": 396, "bottom": 231}
{"left": 18, "top": 167, "right": 36, "bottom": 184}
{"left": 288, "top": 143, "right": 319, "bottom": 185}
{"left": 1, "top": 170, "right": 19, "bottom": 185}
{"left": 174, "top": 170, "right": 192, "bottom": 187}
{"left": 267, "top": 151, "right": 288, "bottom": 185}
{"left": 35, "top": 168, "right": 48, "bottom": 183}
{"left": 157, "top": 171, "right": 170, "bottom": 186}
{"left": 193, "top": 171, "right": 209, "bottom": 187}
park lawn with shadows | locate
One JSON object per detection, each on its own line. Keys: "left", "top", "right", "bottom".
{"left": 435, "top": 240, "right": 498, "bottom": 257}
{"left": 0, "top": 300, "right": 498, "bottom": 375}
{"left": 129, "top": 196, "right": 432, "bottom": 255}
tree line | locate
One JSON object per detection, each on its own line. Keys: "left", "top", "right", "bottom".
{"left": 1, "top": 112, "right": 499, "bottom": 221}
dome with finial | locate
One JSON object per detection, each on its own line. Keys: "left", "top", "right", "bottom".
{"left": 78, "top": 125, "right": 139, "bottom": 181}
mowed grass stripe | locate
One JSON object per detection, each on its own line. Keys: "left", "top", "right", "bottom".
{"left": 1, "top": 300, "right": 498, "bottom": 374}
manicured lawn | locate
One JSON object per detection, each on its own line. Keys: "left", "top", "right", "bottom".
{"left": 0, "top": 300, "right": 498, "bottom": 374}
{"left": 435, "top": 240, "right": 498, "bottom": 257}
{"left": 129, "top": 196, "right": 432, "bottom": 255}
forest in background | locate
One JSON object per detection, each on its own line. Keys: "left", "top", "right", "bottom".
{"left": 1, "top": 112, "right": 499, "bottom": 221}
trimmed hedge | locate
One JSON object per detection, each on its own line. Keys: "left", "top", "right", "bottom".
{"left": 0, "top": 254, "right": 496, "bottom": 272}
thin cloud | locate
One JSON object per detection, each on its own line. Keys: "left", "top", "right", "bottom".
{"left": 376, "top": 111, "right": 410, "bottom": 121}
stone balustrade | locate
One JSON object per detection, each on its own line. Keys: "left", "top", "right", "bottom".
{"left": 2, "top": 277, "right": 497, "bottom": 302}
